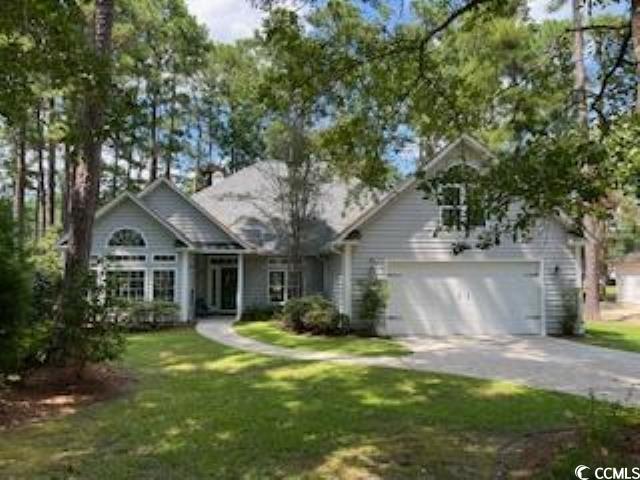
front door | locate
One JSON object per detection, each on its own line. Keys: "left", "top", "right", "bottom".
{"left": 220, "top": 267, "right": 237, "bottom": 311}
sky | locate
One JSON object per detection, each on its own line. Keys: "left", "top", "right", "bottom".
{"left": 185, "top": 0, "right": 573, "bottom": 43}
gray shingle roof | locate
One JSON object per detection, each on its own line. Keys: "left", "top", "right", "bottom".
{"left": 191, "top": 161, "right": 375, "bottom": 254}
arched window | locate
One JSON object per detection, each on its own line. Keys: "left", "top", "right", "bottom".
{"left": 108, "top": 228, "right": 146, "bottom": 247}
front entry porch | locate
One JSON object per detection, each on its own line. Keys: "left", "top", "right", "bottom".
{"left": 194, "top": 253, "right": 244, "bottom": 320}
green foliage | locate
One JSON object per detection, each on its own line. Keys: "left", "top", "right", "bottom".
{"left": 359, "top": 276, "right": 389, "bottom": 332}
{"left": 280, "top": 295, "right": 349, "bottom": 335}
{"left": 240, "top": 305, "right": 280, "bottom": 323}
{"left": 32, "top": 227, "right": 64, "bottom": 278}
{"left": 50, "top": 272, "right": 125, "bottom": 368}
{"left": 0, "top": 200, "right": 32, "bottom": 374}
{"left": 561, "top": 288, "right": 581, "bottom": 336}
{"left": 117, "top": 300, "right": 181, "bottom": 331}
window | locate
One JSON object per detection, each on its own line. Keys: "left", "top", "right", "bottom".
{"left": 269, "top": 271, "right": 285, "bottom": 303}
{"left": 440, "top": 185, "right": 463, "bottom": 229}
{"left": 153, "top": 254, "right": 176, "bottom": 263}
{"left": 106, "top": 254, "right": 147, "bottom": 262}
{"left": 153, "top": 270, "right": 175, "bottom": 302}
{"left": 106, "top": 270, "right": 145, "bottom": 300}
{"left": 268, "top": 259, "right": 303, "bottom": 303}
{"left": 437, "top": 165, "right": 486, "bottom": 231}
{"left": 108, "top": 228, "right": 146, "bottom": 247}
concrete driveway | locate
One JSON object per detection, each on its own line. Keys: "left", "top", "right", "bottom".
{"left": 399, "top": 335, "right": 640, "bottom": 405}
{"left": 197, "top": 320, "right": 640, "bottom": 406}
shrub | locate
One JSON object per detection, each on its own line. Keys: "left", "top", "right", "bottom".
{"left": 50, "top": 272, "right": 126, "bottom": 369}
{"left": 117, "top": 300, "right": 180, "bottom": 331}
{"left": 359, "top": 277, "right": 388, "bottom": 333}
{"left": 561, "top": 288, "right": 581, "bottom": 336}
{"left": 240, "top": 306, "right": 279, "bottom": 323}
{"left": 281, "top": 295, "right": 348, "bottom": 335}
{"left": 0, "top": 201, "right": 33, "bottom": 375}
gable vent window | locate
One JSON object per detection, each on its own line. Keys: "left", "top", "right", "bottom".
{"left": 153, "top": 254, "right": 177, "bottom": 263}
{"left": 108, "top": 228, "right": 146, "bottom": 247}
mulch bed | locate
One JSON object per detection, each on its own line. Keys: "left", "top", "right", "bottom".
{"left": 0, "top": 363, "right": 134, "bottom": 431}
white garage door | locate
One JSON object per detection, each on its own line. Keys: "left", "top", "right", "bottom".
{"left": 618, "top": 274, "right": 640, "bottom": 304}
{"left": 386, "top": 261, "right": 543, "bottom": 336}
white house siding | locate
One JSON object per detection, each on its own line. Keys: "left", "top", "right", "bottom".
{"left": 616, "top": 262, "right": 640, "bottom": 304}
{"left": 324, "top": 253, "right": 344, "bottom": 313}
{"left": 349, "top": 185, "right": 579, "bottom": 335}
{"left": 244, "top": 255, "right": 268, "bottom": 308}
{"left": 304, "top": 257, "right": 324, "bottom": 297}
{"left": 141, "top": 183, "right": 233, "bottom": 244}
{"left": 90, "top": 197, "right": 186, "bottom": 317}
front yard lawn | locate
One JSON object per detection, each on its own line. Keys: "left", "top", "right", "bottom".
{"left": 581, "top": 321, "right": 640, "bottom": 354}
{"left": 234, "top": 320, "right": 411, "bottom": 357}
{"left": 1, "top": 329, "right": 638, "bottom": 479}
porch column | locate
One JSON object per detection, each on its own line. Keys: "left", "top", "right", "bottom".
{"left": 180, "top": 251, "right": 190, "bottom": 322}
{"left": 235, "top": 253, "right": 244, "bottom": 321}
{"left": 343, "top": 244, "right": 353, "bottom": 318}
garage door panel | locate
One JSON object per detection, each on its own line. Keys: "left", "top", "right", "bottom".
{"left": 386, "top": 261, "right": 542, "bottom": 336}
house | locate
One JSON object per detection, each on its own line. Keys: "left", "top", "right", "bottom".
{"left": 77, "top": 135, "right": 583, "bottom": 336}
{"left": 612, "top": 253, "right": 640, "bottom": 304}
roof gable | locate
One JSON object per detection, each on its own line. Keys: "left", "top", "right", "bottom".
{"left": 332, "top": 135, "right": 494, "bottom": 244}
{"left": 60, "top": 191, "right": 192, "bottom": 248}
{"left": 138, "top": 178, "right": 252, "bottom": 250}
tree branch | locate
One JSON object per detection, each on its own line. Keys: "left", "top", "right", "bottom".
{"left": 565, "top": 24, "right": 628, "bottom": 33}
{"left": 591, "top": 25, "right": 633, "bottom": 112}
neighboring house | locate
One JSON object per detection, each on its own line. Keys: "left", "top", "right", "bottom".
{"left": 612, "top": 253, "right": 640, "bottom": 304}
{"left": 68, "top": 135, "right": 583, "bottom": 336}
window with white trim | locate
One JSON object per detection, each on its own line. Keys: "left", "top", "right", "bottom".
{"left": 108, "top": 228, "right": 146, "bottom": 247}
{"left": 153, "top": 254, "right": 176, "bottom": 263}
{"left": 268, "top": 258, "right": 303, "bottom": 303}
{"left": 438, "top": 170, "right": 486, "bottom": 231}
{"left": 439, "top": 184, "right": 464, "bottom": 229}
{"left": 106, "top": 254, "right": 147, "bottom": 262}
{"left": 153, "top": 270, "right": 175, "bottom": 302}
{"left": 106, "top": 270, "right": 145, "bottom": 300}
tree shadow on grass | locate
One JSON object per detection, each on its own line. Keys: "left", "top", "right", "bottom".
{"left": 1, "top": 329, "right": 637, "bottom": 480}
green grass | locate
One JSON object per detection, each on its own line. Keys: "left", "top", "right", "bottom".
{"left": 0, "top": 329, "right": 638, "bottom": 479}
{"left": 581, "top": 321, "right": 640, "bottom": 353}
{"left": 234, "top": 320, "right": 411, "bottom": 357}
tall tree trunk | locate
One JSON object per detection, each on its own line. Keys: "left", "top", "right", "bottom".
{"left": 36, "top": 106, "right": 46, "bottom": 238}
{"left": 63, "top": 0, "right": 114, "bottom": 292}
{"left": 47, "top": 98, "right": 57, "bottom": 227}
{"left": 112, "top": 135, "right": 119, "bottom": 197}
{"left": 165, "top": 104, "right": 174, "bottom": 179}
{"left": 632, "top": 0, "right": 640, "bottom": 112}
{"left": 13, "top": 123, "right": 26, "bottom": 242}
{"left": 149, "top": 96, "right": 158, "bottom": 182}
{"left": 62, "top": 142, "right": 72, "bottom": 230}
{"left": 573, "top": 0, "right": 602, "bottom": 323}
{"left": 126, "top": 144, "right": 133, "bottom": 190}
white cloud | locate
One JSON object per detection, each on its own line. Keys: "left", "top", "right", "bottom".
{"left": 527, "top": 0, "right": 571, "bottom": 21}
{"left": 186, "top": 0, "right": 266, "bottom": 43}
